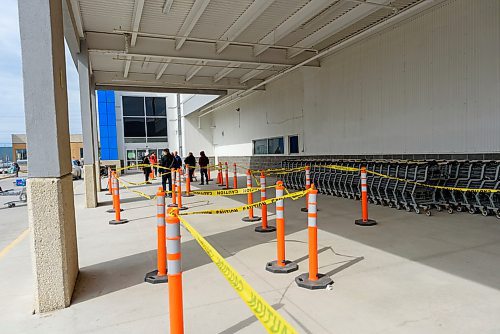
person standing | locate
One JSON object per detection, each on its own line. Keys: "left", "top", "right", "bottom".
{"left": 160, "top": 149, "right": 174, "bottom": 195}
{"left": 12, "top": 162, "right": 20, "bottom": 178}
{"left": 142, "top": 155, "right": 152, "bottom": 183}
{"left": 199, "top": 151, "right": 209, "bottom": 185}
{"left": 172, "top": 151, "right": 182, "bottom": 170}
{"left": 184, "top": 152, "right": 196, "bottom": 181}
{"left": 149, "top": 152, "right": 157, "bottom": 177}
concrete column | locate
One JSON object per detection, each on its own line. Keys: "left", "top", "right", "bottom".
{"left": 78, "top": 40, "right": 98, "bottom": 208}
{"left": 90, "top": 85, "right": 102, "bottom": 192}
{"left": 18, "top": 0, "right": 79, "bottom": 313}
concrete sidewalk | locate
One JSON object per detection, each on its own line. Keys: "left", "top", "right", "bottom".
{"left": 1, "top": 172, "right": 500, "bottom": 333}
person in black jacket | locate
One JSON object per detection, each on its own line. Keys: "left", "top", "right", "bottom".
{"left": 142, "top": 155, "right": 151, "bottom": 183}
{"left": 172, "top": 151, "right": 182, "bottom": 169}
{"left": 184, "top": 152, "right": 196, "bottom": 181}
{"left": 160, "top": 149, "right": 174, "bottom": 194}
{"left": 199, "top": 151, "right": 209, "bottom": 185}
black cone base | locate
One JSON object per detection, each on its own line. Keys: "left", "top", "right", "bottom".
{"left": 109, "top": 219, "right": 129, "bottom": 225}
{"left": 242, "top": 216, "right": 261, "bottom": 222}
{"left": 355, "top": 219, "right": 378, "bottom": 226}
{"left": 107, "top": 208, "right": 123, "bottom": 213}
{"left": 300, "top": 207, "right": 308, "bottom": 212}
{"left": 144, "top": 270, "right": 168, "bottom": 284}
{"left": 167, "top": 203, "right": 178, "bottom": 207}
{"left": 266, "top": 260, "right": 298, "bottom": 274}
{"left": 295, "top": 273, "right": 333, "bottom": 290}
{"left": 177, "top": 206, "right": 188, "bottom": 211}
{"left": 255, "top": 225, "right": 276, "bottom": 233}
{"left": 182, "top": 193, "right": 195, "bottom": 197}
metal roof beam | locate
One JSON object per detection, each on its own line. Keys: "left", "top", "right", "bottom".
{"left": 214, "top": 62, "right": 239, "bottom": 82}
{"left": 123, "top": 56, "right": 132, "bottom": 78}
{"left": 130, "top": 0, "right": 145, "bottom": 46}
{"left": 216, "top": 0, "right": 275, "bottom": 54}
{"left": 176, "top": 0, "right": 211, "bottom": 50}
{"left": 162, "top": 0, "right": 174, "bottom": 14}
{"left": 69, "top": 0, "right": 84, "bottom": 38}
{"left": 240, "top": 64, "right": 272, "bottom": 84}
{"left": 254, "top": 0, "right": 336, "bottom": 56}
{"left": 288, "top": 0, "right": 391, "bottom": 58}
{"left": 186, "top": 60, "right": 205, "bottom": 81}
{"left": 92, "top": 70, "right": 265, "bottom": 91}
{"left": 86, "top": 32, "right": 320, "bottom": 67}
{"left": 155, "top": 59, "right": 171, "bottom": 80}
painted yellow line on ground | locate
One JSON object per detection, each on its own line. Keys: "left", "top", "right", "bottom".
{"left": 0, "top": 229, "right": 29, "bottom": 260}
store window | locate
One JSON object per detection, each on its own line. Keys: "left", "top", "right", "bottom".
{"left": 145, "top": 97, "right": 166, "bottom": 116}
{"left": 123, "top": 96, "right": 168, "bottom": 143}
{"left": 123, "top": 118, "right": 146, "bottom": 137}
{"left": 123, "top": 97, "right": 145, "bottom": 116}
{"left": 253, "top": 137, "right": 284, "bottom": 155}
{"left": 16, "top": 149, "right": 27, "bottom": 161}
{"left": 289, "top": 135, "right": 299, "bottom": 154}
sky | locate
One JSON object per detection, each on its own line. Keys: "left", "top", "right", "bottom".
{"left": 0, "top": 0, "right": 82, "bottom": 145}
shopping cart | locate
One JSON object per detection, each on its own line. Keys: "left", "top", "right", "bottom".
{"left": 1, "top": 178, "right": 27, "bottom": 208}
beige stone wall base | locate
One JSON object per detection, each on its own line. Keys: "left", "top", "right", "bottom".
{"left": 83, "top": 164, "right": 98, "bottom": 208}
{"left": 27, "top": 175, "right": 79, "bottom": 313}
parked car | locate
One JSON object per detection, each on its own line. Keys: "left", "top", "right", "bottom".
{"left": 71, "top": 160, "right": 82, "bottom": 179}
{"left": 0, "top": 162, "right": 12, "bottom": 174}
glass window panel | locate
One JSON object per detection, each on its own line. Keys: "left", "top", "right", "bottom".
{"left": 253, "top": 139, "right": 268, "bottom": 155}
{"left": 124, "top": 138, "right": 146, "bottom": 143}
{"left": 147, "top": 137, "right": 168, "bottom": 143}
{"left": 123, "top": 96, "right": 144, "bottom": 116}
{"left": 146, "top": 118, "right": 167, "bottom": 137}
{"left": 145, "top": 97, "right": 166, "bottom": 116}
{"left": 123, "top": 117, "right": 146, "bottom": 137}
{"left": 137, "top": 150, "right": 147, "bottom": 161}
{"left": 126, "top": 150, "right": 136, "bottom": 160}
{"left": 289, "top": 135, "right": 299, "bottom": 154}
{"left": 268, "top": 137, "right": 284, "bottom": 154}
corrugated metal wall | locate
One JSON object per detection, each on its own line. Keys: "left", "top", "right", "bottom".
{"left": 203, "top": 0, "right": 500, "bottom": 156}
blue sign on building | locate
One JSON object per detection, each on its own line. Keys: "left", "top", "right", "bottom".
{"left": 97, "top": 90, "right": 118, "bottom": 160}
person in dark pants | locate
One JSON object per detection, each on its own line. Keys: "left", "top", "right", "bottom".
{"left": 142, "top": 155, "right": 151, "bottom": 183}
{"left": 184, "top": 152, "right": 196, "bottom": 181}
{"left": 160, "top": 149, "right": 174, "bottom": 195}
{"left": 172, "top": 151, "right": 182, "bottom": 170}
{"left": 199, "top": 151, "right": 209, "bottom": 185}
{"left": 13, "top": 162, "right": 20, "bottom": 178}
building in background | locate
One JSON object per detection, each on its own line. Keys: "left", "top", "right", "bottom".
{"left": 11, "top": 134, "right": 83, "bottom": 162}
{"left": 97, "top": 90, "right": 218, "bottom": 167}
{"left": 0, "top": 144, "right": 12, "bottom": 162}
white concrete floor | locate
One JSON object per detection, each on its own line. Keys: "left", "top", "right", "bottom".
{"left": 1, "top": 172, "right": 500, "bottom": 333}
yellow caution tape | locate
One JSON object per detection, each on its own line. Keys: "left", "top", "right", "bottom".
{"left": 320, "top": 165, "right": 361, "bottom": 172}
{"left": 366, "top": 170, "right": 500, "bottom": 193}
{"left": 177, "top": 215, "right": 298, "bottom": 334}
{"left": 116, "top": 178, "right": 173, "bottom": 200}
{"left": 191, "top": 184, "right": 278, "bottom": 196}
{"left": 250, "top": 166, "right": 307, "bottom": 175}
{"left": 180, "top": 189, "right": 308, "bottom": 215}
{"left": 191, "top": 187, "right": 260, "bottom": 196}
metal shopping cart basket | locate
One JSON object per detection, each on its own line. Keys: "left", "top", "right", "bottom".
{"left": 1, "top": 178, "right": 27, "bottom": 208}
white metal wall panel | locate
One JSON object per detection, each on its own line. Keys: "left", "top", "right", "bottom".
{"left": 201, "top": 0, "right": 500, "bottom": 156}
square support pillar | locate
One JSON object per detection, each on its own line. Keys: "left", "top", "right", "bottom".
{"left": 78, "top": 40, "right": 98, "bottom": 208}
{"left": 90, "top": 84, "right": 102, "bottom": 192}
{"left": 18, "top": 0, "right": 79, "bottom": 313}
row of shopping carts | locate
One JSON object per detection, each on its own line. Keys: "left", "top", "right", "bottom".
{"left": 281, "top": 159, "right": 500, "bottom": 219}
